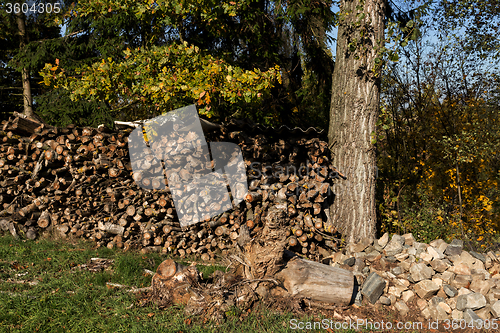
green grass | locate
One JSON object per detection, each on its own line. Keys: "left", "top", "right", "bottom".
{"left": 0, "top": 233, "right": 339, "bottom": 333}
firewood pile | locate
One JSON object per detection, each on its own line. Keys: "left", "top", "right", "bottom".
{"left": 0, "top": 115, "right": 343, "bottom": 260}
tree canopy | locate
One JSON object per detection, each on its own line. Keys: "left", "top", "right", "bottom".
{"left": 1, "top": 0, "right": 500, "bottom": 247}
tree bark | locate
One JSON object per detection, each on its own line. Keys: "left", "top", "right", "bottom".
{"left": 15, "top": 11, "right": 34, "bottom": 119}
{"left": 328, "top": 0, "right": 385, "bottom": 243}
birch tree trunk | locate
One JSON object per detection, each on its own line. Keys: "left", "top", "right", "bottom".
{"left": 328, "top": 0, "right": 385, "bottom": 244}
{"left": 15, "top": 10, "right": 34, "bottom": 118}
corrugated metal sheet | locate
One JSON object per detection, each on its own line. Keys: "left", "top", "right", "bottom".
{"left": 223, "top": 118, "right": 326, "bottom": 138}
{"left": 115, "top": 117, "right": 326, "bottom": 138}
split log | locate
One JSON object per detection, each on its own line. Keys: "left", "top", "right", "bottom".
{"left": 277, "top": 254, "right": 354, "bottom": 305}
{"left": 1, "top": 115, "right": 341, "bottom": 259}
{"left": 37, "top": 210, "right": 51, "bottom": 228}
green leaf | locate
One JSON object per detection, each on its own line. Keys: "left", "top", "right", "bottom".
{"left": 388, "top": 52, "right": 399, "bottom": 62}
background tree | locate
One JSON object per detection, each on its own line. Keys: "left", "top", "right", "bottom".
{"left": 376, "top": 0, "right": 500, "bottom": 249}
{"left": 327, "top": 0, "right": 386, "bottom": 243}
{"left": 38, "top": 0, "right": 336, "bottom": 128}
{"left": 0, "top": 0, "right": 68, "bottom": 121}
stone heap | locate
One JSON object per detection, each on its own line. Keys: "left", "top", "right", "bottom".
{"left": 328, "top": 234, "right": 500, "bottom": 323}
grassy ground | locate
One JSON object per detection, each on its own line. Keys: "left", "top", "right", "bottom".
{"left": 0, "top": 233, "right": 340, "bottom": 333}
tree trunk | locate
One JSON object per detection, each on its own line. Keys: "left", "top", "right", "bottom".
{"left": 15, "top": 10, "right": 34, "bottom": 118}
{"left": 328, "top": 0, "right": 385, "bottom": 243}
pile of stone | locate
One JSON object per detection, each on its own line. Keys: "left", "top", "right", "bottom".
{"left": 328, "top": 234, "right": 500, "bottom": 324}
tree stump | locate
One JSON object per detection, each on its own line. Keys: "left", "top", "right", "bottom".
{"left": 151, "top": 259, "right": 201, "bottom": 306}
{"left": 150, "top": 205, "right": 355, "bottom": 316}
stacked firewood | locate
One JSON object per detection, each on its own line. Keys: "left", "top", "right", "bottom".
{"left": 0, "top": 116, "right": 342, "bottom": 260}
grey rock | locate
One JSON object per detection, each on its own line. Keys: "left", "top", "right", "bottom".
{"left": 395, "top": 252, "right": 409, "bottom": 261}
{"left": 421, "top": 307, "right": 432, "bottom": 320}
{"left": 429, "top": 239, "right": 447, "bottom": 249}
{"left": 430, "top": 296, "right": 445, "bottom": 306}
{"left": 487, "top": 251, "right": 498, "bottom": 263}
{"left": 430, "top": 259, "right": 450, "bottom": 273}
{"left": 443, "top": 284, "right": 458, "bottom": 297}
{"left": 365, "top": 245, "right": 376, "bottom": 254}
{"left": 354, "top": 252, "right": 367, "bottom": 260}
{"left": 472, "top": 269, "right": 490, "bottom": 279}
{"left": 451, "top": 309, "right": 463, "bottom": 320}
{"left": 458, "top": 287, "right": 473, "bottom": 296}
{"left": 410, "top": 262, "right": 434, "bottom": 282}
{"left": 349, "top": 237, "right": 373, "bottom": 253}
{"left": 450, "top": 274, "right": 472, "bottom": 289}
{"left": 484, "top": 257, "right": 493, "bottom": 270}
{"left": 373, "top": 243, "right": 384, "bottom": 252}
{"left": 377, "top": 232, "right": 389, "bottom": 248}
{"left": 362, "top": 266, "right": 370, "bottom": 275}
{"left": 385, "top": 256, "right": 397, "bottom": 263}
{"left": 332, "top": 252, "right": 348, "bottom": 264}
{"left": 392, "top": 266, "right": 403, "bottom": 276}
{"left": 491, "top": 300, "right": 500, "bottom": 318}
{"left": 419, "top": 252, "right": 433, "bottom": 262}
{"left": 463, "top": 309, "right": 482, "bottom": 327}
{"left": 414, "top": 280, "right": 440, "bottom": 299}
{"left": 470, "top": 278, "right": 491, "bottom": 295}
{"left": 438, "top": 301, "right": 452, "bottom": 314}
{"left": 384, "top": 235, "right": 405, "bottom": 256}
{"left": 437, "top": 242, "right": 449, "bottom": 254}
{"left": 490, "top": 287, "right": 500, "bottom": 299}
{"left": 445, "top": 239, "right": 463, "bottom": 256}
{"left": 344, "top": 257, "right": 356, "bottom": 266}
{"left": 354, "top": 290, "right": 363, "bottom": 306}
{"left": 392, "top": 234, "right": 406, "bottom": 245}
{"left": 353, "top": 258, "right": 366, "bottom": 273}
{"left": 388, "top": 285, "right": 407, "bottom": 298}
{"left": 456, "top": 293, "right": 487, "bottom": 311}
{"left": 414, "top": 242, "right": 428, "bottom": 256}
{"left": 379, "top": 296, "right": 392, "bottom": 306}
{"left": 470, "top": 251, "right": 486, "bottom": 263}
{"left": 472, "top": 260, "right": 485, "bottom": 271}
{"left": 460, "top": 251, "right": 477, "bottom": 267}
{"left": 476, "top": 305, "right": 492, "bottom": 320}
{"left": 443, "top": 258, "right": 453, "bottom": 265}
{"left": 428, "top": 304, "right": 449, "bottom": 321}
{"left": 447, "top": 254, "right": 462, "bottom": 264}
{"left": 447, "top": 297, "right": 458, "bottom": 310}
{"left": 428, "top": 246, "right": 445, "bottom": 260}
{"left": 399, "top": 260, "right": 411, "bottom": 272}
{"left": 450, "top": 263, "right": 472, "bottom": 275}
{"left": 402, "top": 233, "right": 415, "bottom": 246}
{"left": 365, "top": 250, "right": 381, "bottom": 262}
{"left": 361, "top": 272, "right": 387, "bottom": 304}
{"left": 395, "top": 301, "right": 410, "bottom": 316}
{"left": 402, "top": 290, "right": 415, "bottom": 303}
